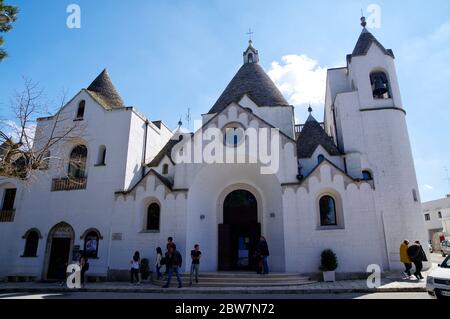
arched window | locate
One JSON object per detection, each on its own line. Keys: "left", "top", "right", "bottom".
{"left": 97, "top": 145, "right": 106, "bottom": 166}
{"left": 162, "top": 164, "right": 168, "bottom": 175}
{"left": 146, "top": 203, "right": 160, "bottom": 231}
{"left": 370, "top": 72, "right": 391, "bottom": 99}
{"left": 317, "top": 154, "right": 325, "bottom": 164}
{"left": 23, "top": 230, "right": 39, "bottom": 257}
{"left": 68, "top": 145, "right": 88, "bottom": 178}
{"left": 319, "top": 195, "right": 337, "bottom": 226}
{"left": 84, "top": 231, "right": 99, "bottom": 258}
{"left": 76, "top": 100, "right": 85, "bottom": 119}
{"left": 2, "top": 188, "right": 16, "bottom": 211}
{"left": 362, "top": 170, "right": 373, "bottom": 180}
{"left": 248, "top": 53, "right": 254, "bottom": 63}
{"left": 223, "top": 124, "right": 244, "bottom": 147}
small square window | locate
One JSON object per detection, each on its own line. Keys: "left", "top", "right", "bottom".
{"left": 425, "top": 214, "right": 430, "bottom": 221}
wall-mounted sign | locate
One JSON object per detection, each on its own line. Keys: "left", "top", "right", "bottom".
{"left": 72, "top": 245, "right": 81, "bottom": 261}
{"left": 112, "top": 233, "right": 122, "bottom": 241}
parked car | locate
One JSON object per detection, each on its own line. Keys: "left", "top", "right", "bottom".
{"left": 426, "top": 255, "right": 450, "bottom": 299}
{"left": 441, "top": 240, "right": 450, "bottom": 257}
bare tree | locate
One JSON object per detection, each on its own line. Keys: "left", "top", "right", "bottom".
{"left": 0, "top": 77, "right": 85, "bottom": 184}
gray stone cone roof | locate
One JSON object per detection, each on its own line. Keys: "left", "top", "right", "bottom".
{"left": 86, "top": 69, "right": 125, "bottom": 109}
{"left": 297, "top": 115, "right": 341, "bottom": 158}
{"left": 147, "top": 137, "right": 183, "bottom": 167}
{"left": 348, "top": 29, "right": 394, "bottom": 62}
{"left": 208, "top": 62, "right": 290, "bottom": 114}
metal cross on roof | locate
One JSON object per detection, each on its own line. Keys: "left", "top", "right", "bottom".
{"left": 246, "top": 28, "right": 254, "bottom": 42}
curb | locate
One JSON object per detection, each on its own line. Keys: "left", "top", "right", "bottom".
{"left": 0, "top": 286, "right": 427, "bottom": 294}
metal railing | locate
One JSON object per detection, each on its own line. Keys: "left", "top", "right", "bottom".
{"left": 0, "top": 209, "right": 15, "bottom": 222}
{"left": 51, "top": 177, "right": 87, "bottom": 191}
{"left": 294, "top": 122, "right": 325, "bottom": 134}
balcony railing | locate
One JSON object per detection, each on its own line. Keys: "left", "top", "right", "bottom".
{"left": 51, "top": 177, "right": 87, "bottom": 191}
{"left": 295, "top": 122, "right": 325, "bottom": 136}
{"left": 0, "top": 209, "right": 15, "bottom": 222}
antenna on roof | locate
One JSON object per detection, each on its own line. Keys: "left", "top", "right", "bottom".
{"left": 360, "top": 9, "right": 367, "bottom": 28}
{"left": 185, "top": 107, "right": 191, "bottom": 131}
{"left": 246, "top": 28, "right": 254, "bottom": 44}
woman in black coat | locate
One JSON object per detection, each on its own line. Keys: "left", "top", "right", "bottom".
{"left": 407, "top": 241, "right": 428, "bottom": 280}
{"left": 256, "top": 236, "right": 270, "bottom": 275}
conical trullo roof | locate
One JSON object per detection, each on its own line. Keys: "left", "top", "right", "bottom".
{"left": 296, "top": 114, "right": 341, "bottom": 158}
{"left": 86, "top": 69, "right": 125, "bottom": 109}
{"left": 208, "top": 43, "right": 290, "bottom": 114}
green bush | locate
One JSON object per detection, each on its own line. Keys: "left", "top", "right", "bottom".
{"left": 319, "top": 249, "right": 338, "bottom": 271}
{"left": 140, "top": 258, "right": 150, "bottom": 280}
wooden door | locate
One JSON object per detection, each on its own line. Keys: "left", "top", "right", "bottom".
{"left": 218, "top": 224, "right": 232, "bottom": 270}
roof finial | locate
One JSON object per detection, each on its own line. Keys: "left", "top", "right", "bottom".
{"left": 246, "top": 28, "right": 254, "bottom": 44}
{"left": 308, "top": 105, "right": 313, "bottom": 114}
{"left": 177, "top": 117, "right": 183, "bottom": 128}
{"left": 360, "top": 9, "right": 367, "bottom": 28}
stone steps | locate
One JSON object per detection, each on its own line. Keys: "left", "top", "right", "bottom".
{"left": 152, "top": 272, "right": 315, "bottom": 287}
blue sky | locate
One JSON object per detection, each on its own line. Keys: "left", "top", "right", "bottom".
{"left": 1, "top": 0, "right": 450, "bottom": 201}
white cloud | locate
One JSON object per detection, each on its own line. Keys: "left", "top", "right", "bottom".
{"left": 267, "top": 54, "right": 327, "bottom": 108}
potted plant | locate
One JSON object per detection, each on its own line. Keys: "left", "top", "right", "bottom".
{"left": 319, "top": 249, "right": 338, "bottom": 282}
{"left": 140, "top": 258, "right": 150, "bottom": 281}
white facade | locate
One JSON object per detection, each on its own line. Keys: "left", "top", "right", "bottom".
{"left": 0, "top": 25, "right": 429, "bottom": 281}
{"left": 422, "top": 196, "right": 450, "bottom": 250}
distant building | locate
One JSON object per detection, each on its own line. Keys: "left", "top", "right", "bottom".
{"left": 422, "top": 195, "right": 450, "bottom": 251}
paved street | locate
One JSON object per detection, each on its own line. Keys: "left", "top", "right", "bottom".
{"left": 0, "top": 254, "right": 444, "bottom": 300}
{"left": 0, "top": 291, "right": 432, "bottom": 299}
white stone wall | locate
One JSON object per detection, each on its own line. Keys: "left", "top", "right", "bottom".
{"left": 0, "top": 91, "right": 173, "bottom": 279}
{"left": 111, "top": 174, "right": 187, "bottom": 273}
{"left": 282, "top": 163, "right": 385, "bottom": 273}
{"left": 298, "top": 145, "right": 345, "bottom": 177}
{"left": 325, "top": 42, "right": 429, "bottom": 270}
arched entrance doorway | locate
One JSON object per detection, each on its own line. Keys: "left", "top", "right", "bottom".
{"left": 43, "top": 222, "right": 74, "bottom": 280}
{"left": 218, "top": 190, "right": 261, "bottom": 270}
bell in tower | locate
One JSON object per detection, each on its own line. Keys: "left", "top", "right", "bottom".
{"left": 370, "top": 72, "right": 390, "bottom": 99}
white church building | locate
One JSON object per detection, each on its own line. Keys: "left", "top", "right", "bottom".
{"left": 0, "top": 21, "right": 429, "bottom": 281}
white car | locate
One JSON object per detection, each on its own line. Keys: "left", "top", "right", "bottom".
{"left": 441, "top": 240, "right": 450, "bottom": 257}
{"left": 427, "top": 256, "right": 450, "bottom": 299}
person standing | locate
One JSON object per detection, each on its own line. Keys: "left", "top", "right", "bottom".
{"left": 130, "top": 251, "right": 141, "bottom": 285}
{"left": 400, "top": 240, "right": 412, "bottom": 278}
{"left": 407, "top": 241, "right": 428, "bottom": 280}
{"left": 78, "top": 251, "right": 89, "bottom": 288}
{"left": 189, "top": 244, "right": 202, "bottom": 286}
{"left": 165, "top": 237, "right": 175, "bottom": 275}
{"left": 162, "top": 244, "right": 183, "bottom": 288}
{"left": 257, "top": 236, "right": 270, "bottom": 275}
{"left": 155, "top": 247, "right": 163, "bottom": 280}
{"left": 167, "top": 236, "right": 175, "bottom": 250}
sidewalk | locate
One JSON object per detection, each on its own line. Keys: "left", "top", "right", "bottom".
{"left": 0, "top": 274, "right": 426, "bottom": 295}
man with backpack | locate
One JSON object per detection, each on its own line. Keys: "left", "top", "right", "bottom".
{"left": 162, "top": 244, "right": 183, "bottom": 288}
